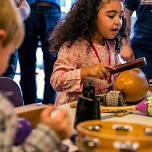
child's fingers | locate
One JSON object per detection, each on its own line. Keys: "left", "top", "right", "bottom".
{"left": 60, "top": 119, "right": 72, "bottom": 137}
{"left": 96, "top": 66, "right": 111, "bottom": 79}
{"left": 58, "top": 116, "right": 71, "bottom": 129}
{"left": 97, "top": 71, "right": 106, "bottom": 79}
{"left": 104, "top": 65, "right": 116, "bottom": 75}
{"left": 54, "top": 109, "right": 69, "bottom": 119}
{"left": 55, "top": 111, "right": 71, "bottom": 128}
{"left": 41, "top": 105, "right": 57, "bottom": 117}
{"left": 48, "top": 109, "right": 69, "bottom": 123}
{"left": 102, "top": 67, "right": 112, "bottom": 77}
{"left": 108, "top": 65, "right": 116, "bottom": 70}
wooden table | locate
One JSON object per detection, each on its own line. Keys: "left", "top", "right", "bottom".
{"left": 15, "top": 103, "right": 48, "bottom": 128}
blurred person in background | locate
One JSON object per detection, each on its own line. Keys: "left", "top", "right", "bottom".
{"left": 18, "top": 0, "right": 61, "bottom": 105}
{"left": 121, "top": 0, "right": 152, "bottom": 81}
{"left": 2, "top": 0, "right": 30, "bottom": 79}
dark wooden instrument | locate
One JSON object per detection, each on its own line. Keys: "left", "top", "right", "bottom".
{"left": 109, "top": 57, "right": 147, "bottom": 74}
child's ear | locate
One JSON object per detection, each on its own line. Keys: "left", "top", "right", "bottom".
{"left": 0, "top": 30, "right": 6, "bottom": 44}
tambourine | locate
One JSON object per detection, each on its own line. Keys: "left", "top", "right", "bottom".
{"left": 76, "top": 120, "right": 152, "bottom": 152}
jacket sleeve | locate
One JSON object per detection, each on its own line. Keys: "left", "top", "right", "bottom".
{"left": 51, "top": 45, "right": 83, "bottom": 93}
{"left": 0, "top": 94, "right": 63, "bottom": 152}
{"left": 14, "top": 123, "right": 63, "bottom": 152}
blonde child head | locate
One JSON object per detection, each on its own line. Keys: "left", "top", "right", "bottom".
{"left": 0, "top": 0, "right": 24, "bottom": 75}
{"left": 0, "top": 0, "right": 24, "bottom": 48}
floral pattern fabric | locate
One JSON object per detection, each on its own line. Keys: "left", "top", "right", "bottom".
{"left": 51, "top": 39, "right": 121, "bottom": 105}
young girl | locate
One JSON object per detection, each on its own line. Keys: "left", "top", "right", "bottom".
{"left": 50, "top": 0, "right": 128, "bottom": 105}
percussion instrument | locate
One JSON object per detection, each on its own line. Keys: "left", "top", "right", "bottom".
{"left": 101, "top": 111, "right": 131, "bottom": 120}
{"left": 104, "top": 90, "right": 125, "bottom": 106}
{"left": 110, "top": 58, "right": 148, "bottom": 103}
{"left": 109, "top": 57, "right": 146, "bottom": 74}
{"left": 100, "top": 97, "right": 152, "bottom": 116}
{"left": 70, "top": 90, "right": 125, "bottom": 108}
{"left": 70, "top": 96, "right": 152, "bottom": 116}
{"left": 76, "top": 120, "right": 152, "bottom": 152}
{"left": 74, "top": 77, "right": 100, "bottom": 127}
{"left": 114, "top": 68, "right": 149, "bottom": 102}
{"left": 70, "top": 58, "right": 148, "bottom": 107}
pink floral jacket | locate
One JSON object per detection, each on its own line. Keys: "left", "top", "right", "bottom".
{"left": 51, "top": 39, "right": 121, "bottom": 105}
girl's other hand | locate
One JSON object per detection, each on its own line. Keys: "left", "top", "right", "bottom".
{"left": 120, "top": 44, "right": 135, "bottom": 62}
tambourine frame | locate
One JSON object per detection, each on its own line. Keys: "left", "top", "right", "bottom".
{"left": 76, "top": 120, "right": 152, "bottom": 152}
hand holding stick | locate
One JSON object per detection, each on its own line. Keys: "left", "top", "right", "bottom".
{"left": 108, "top": 57, "right": 147, "bottom": 74}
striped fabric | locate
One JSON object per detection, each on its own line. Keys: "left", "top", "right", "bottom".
{"left": 0, "top": 93, "right": 63, "bottom": 152}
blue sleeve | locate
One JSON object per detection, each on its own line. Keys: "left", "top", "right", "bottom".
{"left": 125, "top": 0, "right": 138, "bottom": 11}
{"left": 27, "top": 0, "right": 60, "bottom": 7}
{"left": 26, "top": 0, "right": 36, "bottom": 4}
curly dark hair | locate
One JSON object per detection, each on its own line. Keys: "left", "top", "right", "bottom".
{"left": 49, "top": 0, "right": 128, "bottom": 53}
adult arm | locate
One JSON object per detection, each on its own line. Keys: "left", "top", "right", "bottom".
{"left": 16, "top": 0, "right": 31, "bottom": 21}
{"left": 120, "top": 8, "right": 135, "bottom": 62}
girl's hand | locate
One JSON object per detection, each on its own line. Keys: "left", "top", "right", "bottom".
{"left": 81, "top": 63, "right": 116, "bottom": 81}
{"left": 40, "top": 105, "right": 72, "bottom": 140}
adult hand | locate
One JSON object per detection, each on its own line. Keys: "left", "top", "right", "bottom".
{"left": 120, "top": 44, "right": 135, "bottom": 62}
{"left": 17, "top": 0, "right": 30, "bottom": 21}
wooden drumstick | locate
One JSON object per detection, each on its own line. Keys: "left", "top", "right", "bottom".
{"left": 108, "top": 57, "right": 147, "bottom": 74}
{"left": 101, "top": 111, "right": 131, "bottom": 120}
{"left": 116, "top": 111, "right": 131, "bottom": 117}
{"left": 100, "top": 105, "right": 135, "bottom": 113}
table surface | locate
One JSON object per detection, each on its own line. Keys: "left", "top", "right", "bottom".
{"left": 59, "top": 102, "right": 152, "bottom": 152}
